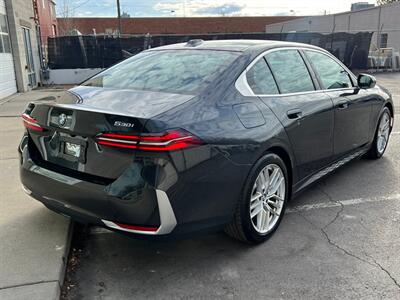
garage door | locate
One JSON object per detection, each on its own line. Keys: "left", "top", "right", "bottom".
{"left": 0, "top": 0, "right": 17, "bottom": 99}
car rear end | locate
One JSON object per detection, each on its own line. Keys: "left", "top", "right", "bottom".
{"left": 18, "top": 46, "right": 247, "bottom": 238}
{"left": 21, "top": 103, "right": 175, "bottom": 234}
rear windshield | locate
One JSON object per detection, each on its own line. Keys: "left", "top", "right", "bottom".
{"left": 83, "top": 49, "right": 240, "bottom": 94}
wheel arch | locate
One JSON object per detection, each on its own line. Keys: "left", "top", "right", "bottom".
{"left": 384, "top": 101, "right": 394, "bottom": 120}
{"left": 265, "top": 146, "right": 294, "bottom": 200}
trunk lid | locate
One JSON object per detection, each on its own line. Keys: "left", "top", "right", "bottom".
{"left": 26, "top": 86, "right": 195, "bottom": 180}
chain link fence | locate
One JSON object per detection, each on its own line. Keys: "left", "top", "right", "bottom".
{"left": 47, "top": 31, "right": 400, "bottom": 72}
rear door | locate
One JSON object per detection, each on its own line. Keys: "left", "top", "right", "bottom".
{"left": 303, "top": 50, "right": 371, "bottom": 158}
{"left": 253, "top": 49, "right": 334, "bottom": 179}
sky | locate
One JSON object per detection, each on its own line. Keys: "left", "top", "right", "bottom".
{"left": 56, "top": 0, "right": 378, "bottom": 18}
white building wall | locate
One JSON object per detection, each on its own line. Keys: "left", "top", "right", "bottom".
{"left": 333, "top": 14, "right": 350, "bottom": 32}
{"left": 45, "top": 68, "right": 103, "bottom": 85}
{"left": 266, "top": 2, "right": 400, "bottom": 35}
{"left": 266, "top": 23, "right": 285, "bottom": 33}
{"left": 348, "top": 9, "right": 379, "bottom": 31}
{"left": 0, "top": 0, "right": 17, "bottom": 99}
{"left": 380, "top": 3, "right": 400, "bottom": 52}
{"left": 282, "top": 18, "right": 311, "bottom": 32}
{"left": 309, "top": 15, "right": 334, "bottom": 33}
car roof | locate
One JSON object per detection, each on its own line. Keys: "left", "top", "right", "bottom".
{"left": 148, "top": 39, "right": 323, "bottom": 53}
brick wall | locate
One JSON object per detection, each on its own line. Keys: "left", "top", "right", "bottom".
{"left": 57, "top": 16, "right": 301, "bottom": 35}
{"left": 37, "top": 0, "right": 57, "bottom": 45}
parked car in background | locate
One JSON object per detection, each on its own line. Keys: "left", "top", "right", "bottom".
{"left": 19, "top": 40, "right": 394, "bottom": 244}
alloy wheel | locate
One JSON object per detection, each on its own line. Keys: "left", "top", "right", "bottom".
{"left": 377, "top": 111, "right": 391, "bottom": 154}
{"left": 249, "top": 164, "right": 286, "bottom": 234}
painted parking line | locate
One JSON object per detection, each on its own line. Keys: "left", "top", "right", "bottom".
{"left": 287, "top": 193, "right": 400, "bottom": 213}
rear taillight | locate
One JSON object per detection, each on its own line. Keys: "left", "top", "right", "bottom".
{"left": 22, "top": 113, "right": 43, "bottom": 132}
{"left": 96, "top": 129, "right": 203, "bottom": 151}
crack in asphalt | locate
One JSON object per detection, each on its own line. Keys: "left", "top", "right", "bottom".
{"left": 317, "top": 185, "right": 345, "bottom": 230}
{"left": 296, "top": 211, "right": 400, "bottom": 290}
{"left": 363, "top": 252, "right": 400, "bottom": 289}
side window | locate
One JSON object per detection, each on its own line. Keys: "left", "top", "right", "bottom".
{"left": 265, "top": 49, "right": 315, "bottom": 94}
{"left": 246, "top": 59, "right": 279, "bottom": 95}
{"left": 305, "top": 50, "right": 353, "bottom": 90}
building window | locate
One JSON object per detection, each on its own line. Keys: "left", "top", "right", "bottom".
{"left": 380, "top": 33, "right": 388, "bottom": 49}
{"left": 51, "top": 4, "right": 56, "bottom": 18}
{"left": 52, "top": 24, "right": 57, "bottom": 36}
{"left": 0, "top": 14, "right": 12, "bottom": 54}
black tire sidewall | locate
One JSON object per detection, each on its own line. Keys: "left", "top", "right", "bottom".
{"left": 240, "top": 153, "right": 289, "bottom": 243}
{"left": 371, "top": 107, "right": 391, "bottom": 158}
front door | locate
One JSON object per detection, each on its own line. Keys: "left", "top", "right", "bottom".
{"left": 303, "top": 50, "right": 371, "bottom": 158}
{"left": 22, "top": 27, "right": 36, "bottom": 87}
{"left": 327, "top": 88, "right": 371, "bottom": 157}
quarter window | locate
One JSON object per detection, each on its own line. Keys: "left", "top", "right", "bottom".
{"left": 246, "top": 59, "right": 279, "bottom": 95}
{"left": 265, "top": 50, "right": 315, "bottom": 94}
{"left": 305, "top": 50, "right": 353, "bottom": 90}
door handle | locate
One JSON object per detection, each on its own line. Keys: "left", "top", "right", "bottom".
{"left": 287, "top": 109, "right": 302, "bottom": 119}
{"left": 337, "top": 100, "right": 349, "bottom": 109}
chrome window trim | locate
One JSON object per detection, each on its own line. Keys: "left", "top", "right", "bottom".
{"left": 235, "top": 46, "right": 357, "bottom": 97}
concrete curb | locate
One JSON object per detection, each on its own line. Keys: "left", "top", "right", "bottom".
{"left": 0, "top": 219, "right": 74, "bottom": 300}
{"left": 56, "top": 220, "right": 74, "bottom": 299}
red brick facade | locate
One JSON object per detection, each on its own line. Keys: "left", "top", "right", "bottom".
{"left": 57, "top": 16, "right": 300, "bottom": 36}
{"left": 37, "top": 0, "right": 58, "bottom": 44}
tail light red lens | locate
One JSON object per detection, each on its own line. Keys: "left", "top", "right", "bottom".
{"left": 96, "top": 129, "right": 203, "bottom": 151}
{"left": 22, "top": 113, "right": 43, "bottom": 132}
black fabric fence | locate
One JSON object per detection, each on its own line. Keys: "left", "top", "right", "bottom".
{"left": 47, "top": 32, "right": 373, "bottom": 70}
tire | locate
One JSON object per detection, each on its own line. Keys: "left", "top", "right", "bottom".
{"left": 365, "top": 107, "right": 392, "bottom": 159}
{"left": 225, "top": 152, "right": 289, "bottom": 244}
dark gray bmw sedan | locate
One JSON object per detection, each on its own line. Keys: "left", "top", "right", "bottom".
{"left": 19, "top": 40, "right": 394, "bottom": 243}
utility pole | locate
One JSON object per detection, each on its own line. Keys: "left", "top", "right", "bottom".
{"left": 117, "top": 0, "right": 122, "bottom": 35}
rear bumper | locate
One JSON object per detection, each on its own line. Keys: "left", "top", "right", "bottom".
{"left": 22, "top": 181, "right": 177, "bottom": 235}
{"left": 19, "top": 134, "right": 250, "bottom": 238}
{"left": 19, "top": 145, "right": 177, "bottom": 235}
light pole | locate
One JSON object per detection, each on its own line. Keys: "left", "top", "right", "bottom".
{"left": 117, "top": 0, "right": 122, "bottom": 35}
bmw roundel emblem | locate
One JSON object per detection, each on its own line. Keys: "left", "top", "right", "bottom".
{"left": 58, "top": 113, "right": 67, "bottom": 127}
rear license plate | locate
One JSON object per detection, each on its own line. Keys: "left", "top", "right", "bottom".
{"left": 64, "top": 142, "right": 81, "bottom": 158}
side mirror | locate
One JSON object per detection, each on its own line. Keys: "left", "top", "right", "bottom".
{"left": 357, "top": 74, "right": 376, "bottom": 89}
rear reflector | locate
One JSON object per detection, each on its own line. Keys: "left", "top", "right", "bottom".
{"left": 102, "top": 220, "right": 160, "bottom": 234}
{"left": 96, "top": 129, "right": 203, "bottom": 151}
{"left": 22, "top": 113, "right": 43, "bottom": 132}
{"left": 115, "top": 223, "right": 159, "bottom": 232}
